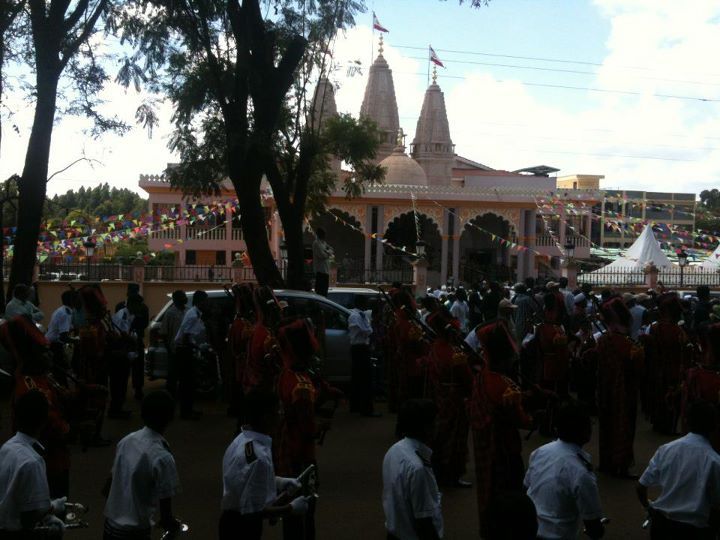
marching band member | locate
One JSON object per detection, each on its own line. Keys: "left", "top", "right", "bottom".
{"left": 525, "top": 400, "right": 605, "bottom": 540}
{"left": 219, "top": 390, "right": 310, "bottom": 540}
{"left": 591, "top": 298, "right": 644, "bottom": 478}
{"left": 383, "top": 399, "right": 443, "bottom": 540}
{"left": 469, "top": 320, "right": 532, "bottom": 536}
{"left": 425, "top": 310, "right": 473, "bottom": 487}
{"left": 4, "top": 284, "right": 44, "bottom": 323}
{"left": 637, "top": 401, "right": 720, "bottom": 539}
{"left": 243, "top": 287, "right": 283, "bottom": 396}
{"left": 643, "top": 293, "right": 691, "bottom": 434}
{"left": 0, "top": 390, "right": 66, "bottom": 536}
{"left": 5, "top": 317, "right": 72, "bottom": 500}
{"left": 103, "top": 391, "right": 182, "bottom": 540}
{"left": 174, "top": 290, "right": 210, "bottom": 420}
{"left": 45, "top": 290, "right": 78, "bottom": 384}
{"left": 683, "top": 322, "right": 720, "bottom": 449}
{"left": 391, "top": 289, "right": 429, "bottom": 405}
{"left": 161, "top": 290, "right": 188, "bottom": 399}
{"left": 275, "top": 319, "right": 325, "bottom": 540}
{"left": 227, "top": 284, "right": 255, "bottom": 419}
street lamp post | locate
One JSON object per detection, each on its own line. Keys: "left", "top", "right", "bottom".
{"left": 564, "top": 240, "right": 575, "bottom": 261}
{"left": 83, "top": 240, "right": 96, "bottom": 281}
{"left": 678, "top": 249, "right": 689, "bottom": 287}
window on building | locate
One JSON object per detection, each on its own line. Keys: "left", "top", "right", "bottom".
{"left": 186, "top": 250, "right": 197, "bottom": 265}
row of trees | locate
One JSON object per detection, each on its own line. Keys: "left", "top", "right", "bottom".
{"left": 1, "top": 0, "right": 485, "bottom": 292}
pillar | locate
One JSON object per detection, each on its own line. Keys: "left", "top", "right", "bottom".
{"left": 452, "top": 235, "right": 460, "bottom": 285}
{"left": 526, "top": 209, "right": 537, "bottom": 278}
{"left": 645, "top": 263, "right": 659, "bottom": 291}
{"left": 131, "top": 256, "right": 146, "bottom": 294}
{"left": 364, "top": 205, "right": 373, "bottom": 278}
{"left": 412, "top": 258, "right": 429, "bottom": 297}
{"left": 440, "top": 209, "right": 449, "bottom": 285}
{"left": 562, "top": 261, "right": 578, "bottom": 290}
{"left": 559, "top": 204, "right": 566, "bottom": 247}
{"left": 375, "top": 206, "right": 384, "bottom": 272}
{"left": 517, "top": 211, "right": 526, "bottom": 281}
{"left": 225, "top": 203, "right": 233, "bottom": 266}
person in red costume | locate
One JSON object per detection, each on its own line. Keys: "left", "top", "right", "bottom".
{"left": 4, "top": 317, "right": 72, "bottom": 499}
{"left": 468, "top": 320, "right": 533, "bottom": 537}
{"left": 243, "top": 286, "right": 283, "bottom": 395}
{"left": 390, "top": 289, "right": 429, "bottom": 406}
{"left": 682, "top": 322, "right": 720, "bottom": 450}
{"left": 590, "top": 297, "right": 644, "bottom": 477}
{"left": 227, "top": 283, "right": 255, "bottom": 419}
{"left": 643, "top": 292, "right": 692, "bottom": 434}
{"left": 275, "top": 318, "right": 341, "bottom": 540}
{"left": 425, "top": 309, "right": 473, "bottom": 488}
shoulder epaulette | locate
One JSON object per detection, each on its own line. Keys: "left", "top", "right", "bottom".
{"left": 576, "top": 452, "right": 593, "bottom": 473}
{"left": 415, "top": 450, "right": 432, "bottom": 468}
{"left": 245, "top": 441, "right": 257, "bottom": 464}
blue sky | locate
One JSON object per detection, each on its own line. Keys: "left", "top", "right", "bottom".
{"left": 1, "top": 0, "right": 719, "bottom": 197}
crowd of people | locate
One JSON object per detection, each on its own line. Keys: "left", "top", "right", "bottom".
{"left": 0, "top": 275, "right": 718, "bottom": 539}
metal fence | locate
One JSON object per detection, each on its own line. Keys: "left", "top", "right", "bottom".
{"left": 577, "top": 268, "right": 647, "bottom": 286}
{"left": 657, "top": 267, "right": 720, "bottom": 287}
{"left": 39, "top": 263, "right": 133, "bottom": 282}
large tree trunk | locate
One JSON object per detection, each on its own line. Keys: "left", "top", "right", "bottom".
{"left": 281, "top": 207, "right": 306, "bottom": 290}
{"left": 9, "top": 71, "right": 59, "bottom": 295}
{"left": 227, "top": 129, "right": 284, "bottom": 287}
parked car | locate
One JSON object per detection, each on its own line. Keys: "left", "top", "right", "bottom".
{"left": 147, "top": 289, "right": 353, "bottom": 382}
{"left": 326, "top": 287, "right": 384, "bottom": 311}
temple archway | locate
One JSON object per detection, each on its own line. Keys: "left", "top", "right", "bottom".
{"left": 305, "top": 210, "right": 365, "bottom": 281}
{"left": 384, "top": 212, "right": 442, "bottom": 282}
{"left": 459, "top": 212, "right": 515, "bottom": 283}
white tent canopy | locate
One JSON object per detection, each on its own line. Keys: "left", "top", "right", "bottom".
{"left": 702, "top": 244, "right": 720, "bottom": 270}
{"left": 598, "top": 224, "right": 672, "bottom": 270}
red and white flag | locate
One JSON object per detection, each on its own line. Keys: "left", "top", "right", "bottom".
{"left": 373, "top": 12, "right": 389, "bottom": 33}
{"left": 429, "top": 46, "right": 445, "bottom": 68}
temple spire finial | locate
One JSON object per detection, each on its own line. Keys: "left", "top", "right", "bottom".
{"left": 432, "top": 65, "right": 437, "bottom": 85}
{"left": 378, "top": 34, "right": 384, "bottom": 55}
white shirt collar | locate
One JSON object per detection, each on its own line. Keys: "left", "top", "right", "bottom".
{"left": 684, "top": 432, "right": 712, "bottom": 448}
{"left": 240, "top": 427, "right": 272, "bottom": 447}
{"left": 404, "top": 437, "right": 433, "bottom": 461}
{"left": 14, "top": 431, "right": 43, "bottom": 451}
{"left": 139, "top": 426, "right": 168, "bottom": 444}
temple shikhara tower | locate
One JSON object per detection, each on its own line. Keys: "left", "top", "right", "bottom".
{"left": 140, "top": 34, "right": 602, "bottom": 285}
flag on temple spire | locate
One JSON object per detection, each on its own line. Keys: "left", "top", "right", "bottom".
{"left": 429, "top": 46, "right": 445, "bottom": 68}
{"left": 373, "top": 12, "right": 389, "bottom": 32}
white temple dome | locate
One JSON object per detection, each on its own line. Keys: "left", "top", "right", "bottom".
{"left": 379, "top": 144, "right": 428, "bottom": 186}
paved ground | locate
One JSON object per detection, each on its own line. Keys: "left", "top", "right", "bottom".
{"left": 0, "top": 381, "right": 675, "bottom": 539}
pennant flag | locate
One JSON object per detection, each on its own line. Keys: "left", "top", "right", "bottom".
{"left": 373, "top": 12, "right": 389, "bottom": 33}
{"left": 429, "top": 46, "right": 445, "bottom": 68}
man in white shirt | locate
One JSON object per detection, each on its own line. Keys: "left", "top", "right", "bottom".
{"left": 637, "top": 401, "right": 720, "bottom": 539}
{"left": 524, "top": 400, "right": 605, "bottom": 540}
{"left": 312, "top": 228, "right": 333, "bottom": 297}
{"left": 383, "top": 399, "right": 443, "bottom": 540}
{"left": 107, "top": 294, "right": 144, "bottom": 420}
{"left": 348, "top": 295, "right": 378, "bottom": 417}
{"left": 558, "top": 278, "right": 575, "bottom": 319}
{"left": 624, "top": 293, "right": 647, "bottom": 342}
{"left": 45, "top": 290, "right": 78, "bottom": 381}
{"left": 104, "top": 390, "right": 181, "bottom": 540}
{"left": 220, "top": 390, "right": 310, "bottom": 540}
{"left": 449, "top": 289, "right": 469, "bottom": 333}
{"left": 4, "top": 284, "right": 44, "bottom": 323}
{"left": 160, "top": 290, "right": 188, "bottom": 397}
{"left": 0, "top": 390, "right": 65, "bottom": 535}
{"left": 174, "top": 290, "right": 209, "bottom": 420}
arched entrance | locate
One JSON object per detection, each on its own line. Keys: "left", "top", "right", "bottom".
{"left": 384, "top": 212, "right": 442, "bottom": 284}
{"left": 459, "top": 213, "right": 515, "bottom": 284}
{"left": 305, "top": 211, "right": 365, "bottom": 282}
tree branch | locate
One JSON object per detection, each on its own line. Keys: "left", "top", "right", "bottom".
{"left": 47, "top": 156, "right": 103, "bottom": 182}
